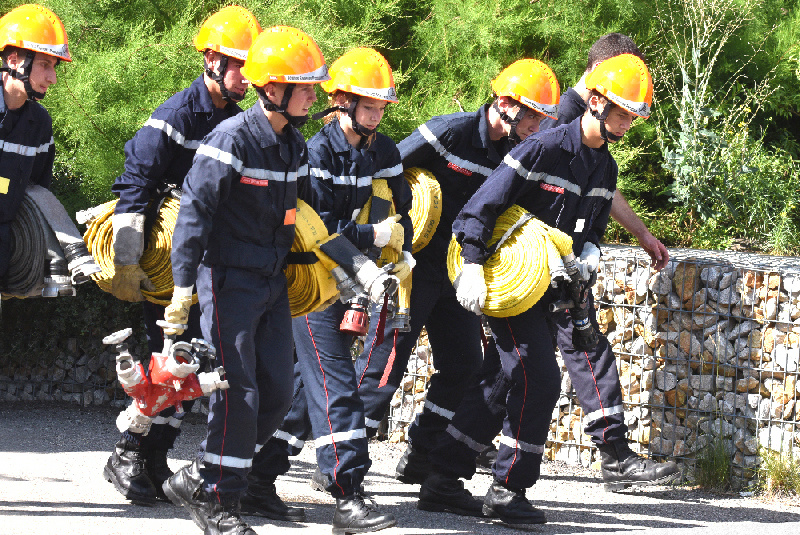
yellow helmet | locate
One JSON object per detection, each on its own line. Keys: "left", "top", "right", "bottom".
{"left": 492, "top": 59, "right": 559, "bottom": 120}
{"left": 585, "top": 53, "right": 652, "bottom": 118}
{"left": 0, "top": 4, "right": 71, "bottom": 62}
{"left": 193, "top": 6, "right": 261, "bottom": 62}
{"left": 321, "top": 48, "right": 398, "bottom": 103}
{"left": 241, "top": 26, "right": 329, "bottom": 87}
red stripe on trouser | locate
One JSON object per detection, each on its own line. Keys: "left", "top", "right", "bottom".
{"left": 357, "top": 330, "right": 379, "bottom": 388}
{"left": 504, "top": 318, "right": 528, "bottom": 486}
{"left": 210, "top": 266, "right": 228, "bottom": 501}
{"left": 583, "top": 350, "right": 611, "bottom": 443}
{"left": 306, "top": 316, "right": 345, "bottom": 496}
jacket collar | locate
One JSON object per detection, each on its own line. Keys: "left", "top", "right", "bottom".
{"left": 475, "top": 103, "right": 505, "bottom": 164}
{"left": 187, "top": 75, "right": 240, "bottom": 116}
{"left": 325, "top": 118, "right": 378, "bottom": 155}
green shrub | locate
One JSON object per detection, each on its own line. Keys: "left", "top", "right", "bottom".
{"left": 695, "top": 435, "right": 733, "bottom": 490}
{"left": 757, "top": 448, "right": 800, "bottom": 499}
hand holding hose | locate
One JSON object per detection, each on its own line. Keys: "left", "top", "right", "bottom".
{"left": 454, "top": 262, "right": 486, "bottom": 315}
{"left": 373, "top": 214, "right": 404, "bottom": 254}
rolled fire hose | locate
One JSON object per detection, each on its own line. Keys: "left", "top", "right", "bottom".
{"left": 286, "top": 199, "right": 340, "bottom": 317}
{"left": 3, "top": 185, "right": 98, "bottom": 298}
{"left": 404, "top": 167, "right": 441, "bottom": 253}
{"left": 82, "top": 197, "right": 196, "bottom": 307}
{"left": 447, "top": 205, "right": 574, "bottom": 317}
{"left": 355, "top": 179, "right": 411, "bottom": 312}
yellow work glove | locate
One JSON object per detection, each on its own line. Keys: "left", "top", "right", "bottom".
{"left": 390, "top": 251, "right": 416, "bottom": 284}
{"left": 373, "top": 214, "right": 404, "bottom": 254}
{"left": 111, "top": 264, "right": 156, "bottom": 302}
{"left": 163, "top": 286, "right": 194, "bottom": 336}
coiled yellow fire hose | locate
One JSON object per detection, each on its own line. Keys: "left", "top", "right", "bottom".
{"left": 355, "top": 179, "right": 411, "bottom": 311}
{"left": 287, "top": 200, "right": 341, "bottom": 317}
{"left": 404, "top": 167, "right": 441, "bottom": 254}
{"left": 83, "top": 198, "right": 195, "bottom": 307}
{"left": 447, "top": 205, "right": 573, "bottom": 317}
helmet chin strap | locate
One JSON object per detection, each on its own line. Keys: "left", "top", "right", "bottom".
{"left": 493, "top": 100, "right": 525, "bottom": 146}
{"left": 205, "top": 55, "right": 245, "bottom": 103}
{"left": 589, "top": 102, "right": 623, "bottom": 143}
{"left": 1, "top": 50, "right": 46, "bottom": 101}
{"left": 256, "top": 85, "right": 309, "bottom": 128}
{"left": 311, "top": 94, "right": 374, "bottom": 148}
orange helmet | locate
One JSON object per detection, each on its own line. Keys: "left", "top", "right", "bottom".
{"left": 241, "top": 26, "right": 329, "bottom": 87}
{"left": 194, "top": 6, "right": 261, "bottom": 62}
{"left": 0, "top": 4, "right": 71, "bottom": 62}
{"left": 321, "top": 48, "right": 398, "bottom": 103}
{"left": 585, "top": 53, "right": 652, "bottom": 118}
{"left": 492, "top": 59, "right": 560, "bottom": 120}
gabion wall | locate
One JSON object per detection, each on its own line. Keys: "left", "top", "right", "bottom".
{"left": 388, "top": 245, "right": 800, "bottom": 487}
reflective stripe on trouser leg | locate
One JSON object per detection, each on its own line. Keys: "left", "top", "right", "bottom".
{"left": 355, "top": 274, "right": 441, "bottom": 436}
{"left": 555, "top": 292, "right": 627, "bottom": 445}
{"left": 250, "top": 357, "right": 311, "bottom": 480}
{"left": 428, "top": 337, "right": 506, "bottom": 480}
{"left": 407, "top": 276, "right": 483, "bottom": 452}
{"left": 293, "top": 302, "right": 370, "bottom": 498}
{"left": 487, "top": 302, "right": 561, "bottom": 489}
{"left": 197, "top": 265, "right": 294, "bottom": 496}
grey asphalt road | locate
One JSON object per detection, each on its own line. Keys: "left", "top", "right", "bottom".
{"left": 1, "top": 403, "right": 799, "bottom": 535}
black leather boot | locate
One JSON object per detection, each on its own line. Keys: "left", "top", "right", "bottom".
{"left": 103, "top": 436, "right": 158, "bottom": 505}
{"left": 145, "top": 449, "right": 173, "bottom": 501}
{"left": 418, "top": 472, "right": 484, "bottom": 517}
{"left": 310, "top": 466, "right": 328, "bottom": 492}
{"left": 240, "top": 475, "right": 306, "bottom": 522}
{"left": 599, "top": 440, "right": 679, "bottom": 492}
{"left": 394, "top": 443, "right": 431, "bottom": 485}
{"left": 475, "top": 444, "right": 497, "bottom": 474}
{"left": 482, "top": 480, "right": 546, "bottom": 527}
{"left": 162, "top": 459, "right": 211, "bottom": 530}
{"left": 332, "top": 492, "right": 396, "bottom": 535}
{"left": 205, "top": 495, "right": 256, "bottom": 535}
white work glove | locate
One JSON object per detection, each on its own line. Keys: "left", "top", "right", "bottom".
{"left": 355, "top": 261, "right": 399, "bottom": 304}
{"left": 453, "top": 262, "right": 486, "bottom": 315}
{"left": 390, "top": 251, "right": 416, "bottom": 284}
{"left": 575, "top": 242, "right": 601, "bottom": 281}
{"left": 163, "top": 286, "right": 194, "bottom": 336}
{"left": 373, "top": 214, "right": 404, "bottom": 253}
{"left": 111, "top": 213, "right": 155, "bottom": 302}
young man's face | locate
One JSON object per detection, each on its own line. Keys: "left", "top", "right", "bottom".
{"left": 7, "top": 51, "right": 58, "bottom": 99}
{"left": 283, "top": 83, "right": 317, "bottom": 117}
{"left": 221, "top": 57, "right": 248, "bottom": 100}
{"left": 603, "top": 106, "right": 637, "bottom": 141}
{"left": 516, "top": 108, "right": 545, "bottom": 141}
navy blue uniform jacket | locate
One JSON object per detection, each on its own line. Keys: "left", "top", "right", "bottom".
{"left": 307, "top": 119, "right": 412, "bottom": 253}
{"left": 0, "top": 83, "right": 55, "bottom": 277}
{"left": 112, "top": 76, "right": 241, "bottom": 214}
{"left": 454, "top": 116, "right": 616, "bottom": 263}
{"left": 171, "top": 104, "right": 313, "bottom": 288}
{"left": 398, "top": 104, "right": 510, "bottom": 277}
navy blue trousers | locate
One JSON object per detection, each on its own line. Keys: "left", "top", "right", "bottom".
{"left": 196, "top": 264, "right": 294, "bottom": 497}
{"left": 429, "top": 301, "right": 562, "bottom": 489}
{"left": 355, "top": 272, "right": 483, "bottom": 452}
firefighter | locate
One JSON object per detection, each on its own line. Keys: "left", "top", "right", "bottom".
{"left": 0, "top": 4, "right": 71, "bottom": 282}
{"left": 351, "top": 59, "right": 555, "bottom": 489}
{"left": 246, "top": 47, "right": 407, "bottom": 534}
{"left": 424, "top": 54, "right": 675, "bottom": 529}
{"left": 540, "top": 33, "right": 669, "bottom": 270}
{"left": 535, "top": 32, "right": 678, "bottom": 491}
{"left": 102, "top": 6, "right": 262, "bottom": 507}
{"left": 160, "top": 26, "right": 331, "bottom": 535}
